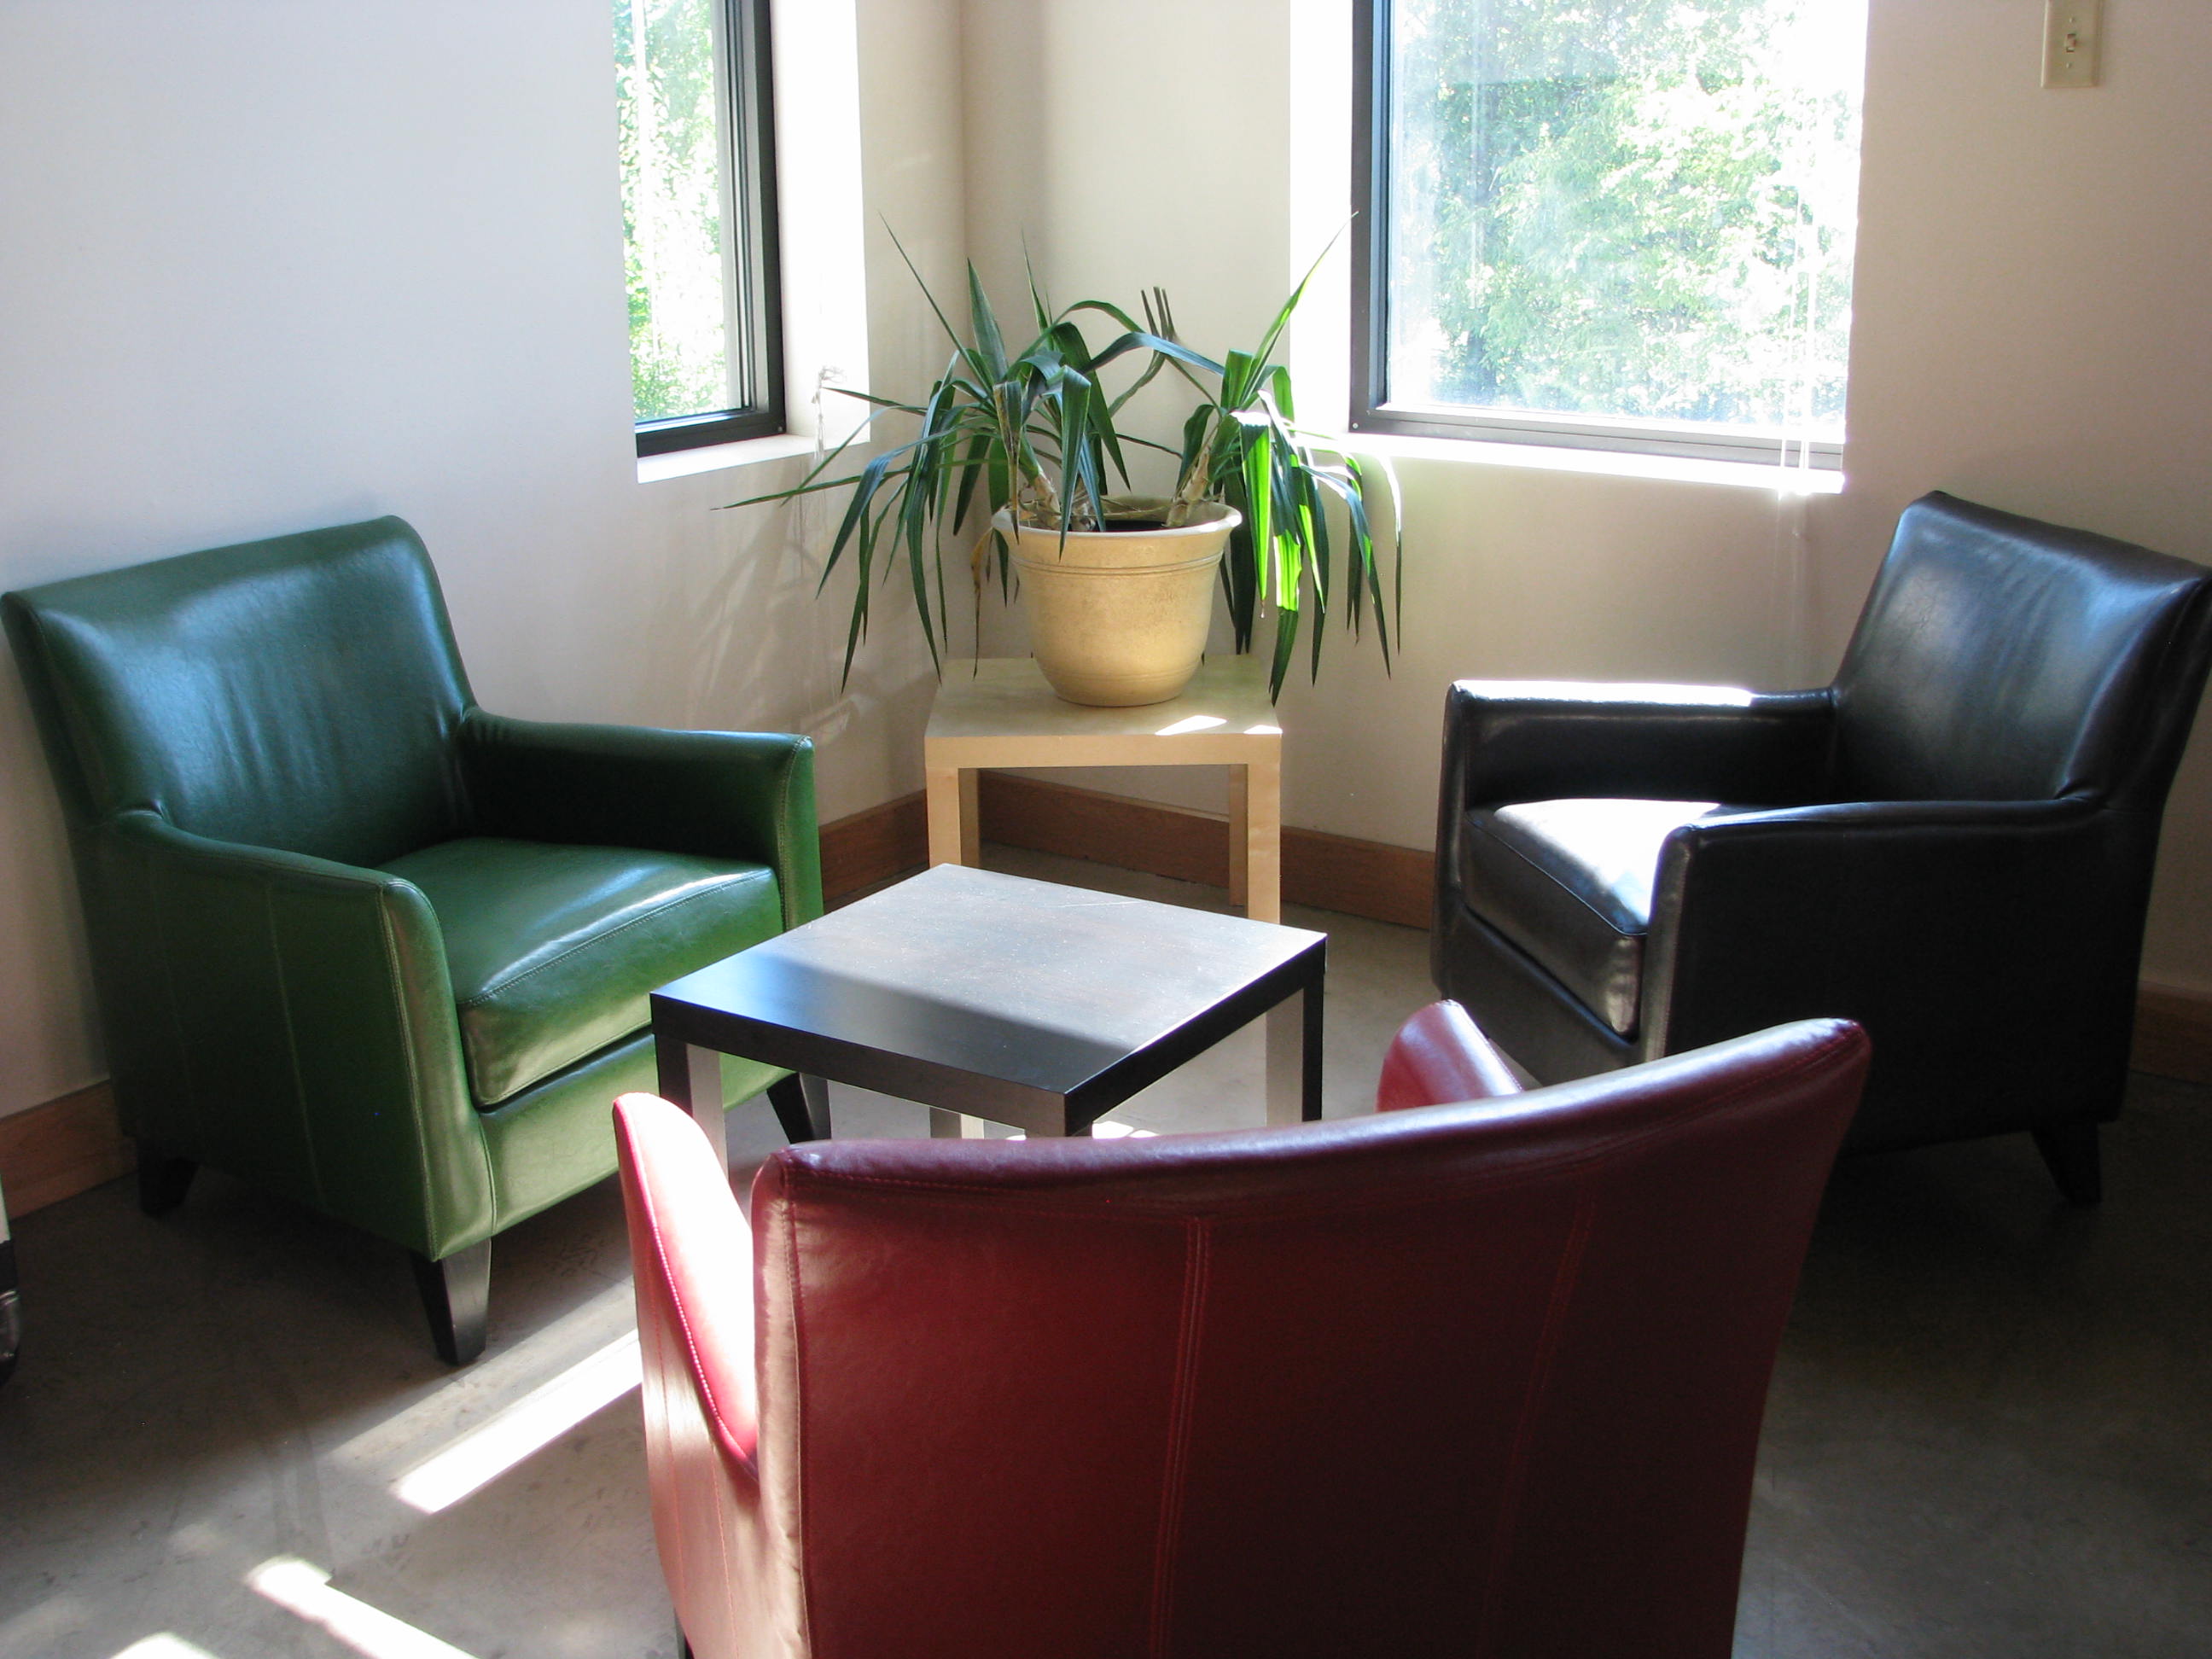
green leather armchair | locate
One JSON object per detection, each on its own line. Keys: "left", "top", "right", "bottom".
{"left": 3, "top": 517, "right": 825, "bottom": 1364}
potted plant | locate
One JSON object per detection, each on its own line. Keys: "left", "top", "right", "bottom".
{"left": 731, "top": 253, "right": 1400, "bottom": 706}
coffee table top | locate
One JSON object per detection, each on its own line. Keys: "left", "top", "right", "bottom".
{"left": 652, "top": 864, "right": 1324, "bottom": 1128}
{"left": 924, "top": 656, "right": 1282, "bottom": 766}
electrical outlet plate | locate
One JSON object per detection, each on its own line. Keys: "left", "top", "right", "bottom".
{"left": 2044, "top": 0, "right": 2103, "bottom": 89}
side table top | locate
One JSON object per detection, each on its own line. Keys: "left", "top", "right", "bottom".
{"left": 926, "top": 657, "right": 1282, "bottom": 760}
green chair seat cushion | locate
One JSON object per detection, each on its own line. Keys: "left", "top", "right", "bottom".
{"left": 382, "top": 836, "right": 780, "bottom": 1107}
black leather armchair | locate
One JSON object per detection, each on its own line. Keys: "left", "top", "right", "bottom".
{"left": 1433, "top": 492, "right": 2212, "bottom": 1203}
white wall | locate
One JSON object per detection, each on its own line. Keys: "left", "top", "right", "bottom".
{"left": 1835, "top": 0, "right": 2212, "bottom": 986}
{"left": 0, "top": 0, "right": 964, "bottom": 1119}
{"left": 958, "top": 0, "right": 2212, "bottom": 991}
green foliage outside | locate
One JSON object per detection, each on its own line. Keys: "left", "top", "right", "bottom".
{"left": 615, "top": 0, "right": 730, "bottom": 422}
{"left": 1389, "top": 0, "right": 1865, "bottom": 434}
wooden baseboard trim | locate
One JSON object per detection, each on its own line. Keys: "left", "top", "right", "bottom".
{"left": 0, "top": 1082, "right": 129, "bottom": 1220}
{"left": 976, "top": 771, "right": 1437, "bottom": 928}
{"left": 819, "top": 789, "right": 928, "bottom": 901}
{"left": 981, "top": 772, "right": 1229, "bottom": 887}
{"left": 8, "top": 787, "right": 2205, "bottom": 1218}
{"left": 1284, "top": 824, "right": 1435, "bottom": 930}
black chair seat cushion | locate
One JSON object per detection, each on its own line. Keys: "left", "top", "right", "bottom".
{"left": 1459, "top": 799, "right": 1726, "bottom": 1036}
{"left": 383, "top": 837, "right": 782, "bottom": 1107}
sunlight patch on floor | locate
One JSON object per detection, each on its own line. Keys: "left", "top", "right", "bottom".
{"left": 392, "top": 1332, "right": 643, "bottom": 1514}
{"left": 247, "top": 1557, "right": 480, "bottom": 1659}
{"left": 331, "top": 1281, "right": 635, "bottom": 1478}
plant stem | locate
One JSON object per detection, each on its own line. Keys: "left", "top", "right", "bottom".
{"left": 1167, "top": 414, "right": 1220, "bottom": 527}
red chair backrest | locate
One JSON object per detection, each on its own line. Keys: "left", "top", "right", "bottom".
{"left": 619, "top": 1013, "right": 1866, "bottom": 1659}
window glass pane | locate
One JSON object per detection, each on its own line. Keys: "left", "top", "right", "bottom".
{"left": 1384, "top": 0, "right": 1866, "bottom": 442}
{"left": 616, "top": 0, "right": 736, "bottom": 423}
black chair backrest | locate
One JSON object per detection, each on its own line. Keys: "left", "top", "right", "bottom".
{"left": 3, "top": 517, "right": 474, "bottom": 867}
{"left": 1831, "top": 492, "right": 2212, "bottom": 806}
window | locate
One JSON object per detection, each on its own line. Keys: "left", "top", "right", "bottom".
{"left": 1353, "top": 0, "right": 1866, "bottom": 470}
{"left": 615, "top": 0, "right": 783, "bottom": 455}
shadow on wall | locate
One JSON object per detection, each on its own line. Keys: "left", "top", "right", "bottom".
{"left": 633, "top": 465, "right": 953, "bottom": 817}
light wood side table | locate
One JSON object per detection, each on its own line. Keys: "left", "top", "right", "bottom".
{"left": 923, "top": 656, "right": 1285, "bottom": 921}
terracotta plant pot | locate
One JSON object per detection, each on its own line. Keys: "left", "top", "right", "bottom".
{"left": 999, "top": 499, "right": 1242, "bottom": 707}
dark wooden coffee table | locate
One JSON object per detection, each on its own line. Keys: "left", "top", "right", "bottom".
{"left": 650, "top": 864, "right": 1324, "bottom": 1161}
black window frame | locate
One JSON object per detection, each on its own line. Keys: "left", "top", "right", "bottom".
{"left": 1349, "top": 0, "right": 1844, "bottom": 472}
{"left": 633, "top": 0, "right": 786, "bottom": 458}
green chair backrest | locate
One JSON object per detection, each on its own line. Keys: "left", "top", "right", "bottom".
{"left": 4, "top": 516, "right": 474, "bottom": 867}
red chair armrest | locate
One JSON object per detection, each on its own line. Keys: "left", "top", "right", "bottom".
{"left": 1377, "top": 1000, "right": 1525, "bottom": 1109}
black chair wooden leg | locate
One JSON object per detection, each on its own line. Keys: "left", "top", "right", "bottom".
{"left": 137, "top": 1143, "right": 197, "bottom": 1216}
{"left": 766, "top": 1073, "right": 831, "bottom": 1143}
{"left": 2032, "top": 1118, "right": 2102, "bottom": 1208}
{"left": 410, "top": 1241, "right": 492, "bottom": 1366}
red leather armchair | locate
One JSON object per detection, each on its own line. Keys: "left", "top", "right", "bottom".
{"left": 615, "top": 1007, "right": 1867, "bottom": 1659}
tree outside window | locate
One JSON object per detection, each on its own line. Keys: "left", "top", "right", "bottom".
{"left": 616, "top": 0, "right": 782, "bottom": 454}
{"left": 1356, "top": 0, "right": 1867, "bottom": 469}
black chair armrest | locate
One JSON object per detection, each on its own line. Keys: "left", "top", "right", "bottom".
{"left": 1441, "top": 680, "right": 1836, "bottom": 811}
{"left": 1435, "top": 682, "right": 1837, "bottom": 935}
{"left": 1643, "top": 797, "right": 2141, "bottom": 1115}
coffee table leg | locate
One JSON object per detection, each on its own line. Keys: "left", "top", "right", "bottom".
{"left": 1265, "top": 977, "right": 1324, "bottom": 1126}
{"left": 931, "top": 1108, "right": 981, "bottom": 1138}
{"left": 656, "top": 1035, "right": 730, "bottom": 1172}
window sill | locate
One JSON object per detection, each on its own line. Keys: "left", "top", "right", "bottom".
{"left": 1343, "top": 430, "right": 1845, "bottom": 496}
{"left": 636, "top": 430, "right": 821, "bottom": 486}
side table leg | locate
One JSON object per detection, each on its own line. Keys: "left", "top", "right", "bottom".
{"left": 1229, "top": 764, "right": 1250, "bottom": 911}
{"left": 927, "top": 765, "right": 982, "bottom": 866}
{"left": 656, "top": 1035, "right": 730, "bottom": 1173}
{"left": 930, "top": 1108, "right": 986, "bottom": 1138}
{"left": 1265, "top": 976, "right": 1324, "bottom": 1126}
{"left": 926, "top": 764, "right": 963, "bottom": 865}
{"left": 1246, "top": 752, "right": 1282, "bottom": 923}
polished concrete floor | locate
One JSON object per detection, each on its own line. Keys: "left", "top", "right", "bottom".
{"left": 2, "top": 846, "right": 2208, "bottom": 1658}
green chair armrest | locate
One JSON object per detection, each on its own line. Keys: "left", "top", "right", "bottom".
{"left": 458, "top": 713, "right": 824, "bottom": 930}
{"left": 99, "top": 810, "right": 492, "bottom": 1258}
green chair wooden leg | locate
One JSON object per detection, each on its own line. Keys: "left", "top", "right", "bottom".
{"left": 137, "top": 1143, "right": 197, "bottom": 1217}
{"left": 410, "top": 1241, "right": 492, "bottom": 1366}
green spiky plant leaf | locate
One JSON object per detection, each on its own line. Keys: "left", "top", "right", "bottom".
{"left": 725, "top": 236, "right": 1401, "bottom": 697}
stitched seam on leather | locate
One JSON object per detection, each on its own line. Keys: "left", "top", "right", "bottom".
{"left": 1481, "top": 818, "right": 1647, "bottom": 936}
{"left": 375, "top": 893, "right": 451, "bottom": 1246}
{"left": 777, "top": 1039, "right": 1848, "bottom": 1223}
{"left": 455, "top": 873, "right": 768, "bottom": 1008}
{"left": 641, "top": 1163, "right": 760, "bottom": 1476}
{"left": 145, "top": 832, "right": 207, "bottom": 1154}
{"left": 784, "top": 1191, "right": 818, "bottom": 1653}
{"left": 774, "top": 745, "right": 801, "bottom": 928}
{"left": 632, "top": 1156, "right": 755, "bottom": 1659}
{"left": 264, "top": 888, "right": 326, "bottom": 1212}
{"left": 1148, "top": 1218, "right": 1211, "bottom": 1659}
{"left": 1474, "top": 1182, "right": 1597, "bottom": 1655}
